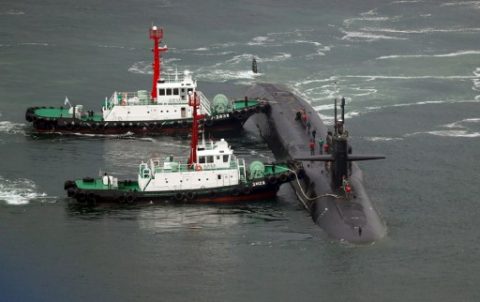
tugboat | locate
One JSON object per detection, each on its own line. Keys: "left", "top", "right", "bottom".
{"left": 64, "top": 92, "right": 303, "bottom": 205}
{"left": 25, "top": 26, "right": 269, "bottom": 135}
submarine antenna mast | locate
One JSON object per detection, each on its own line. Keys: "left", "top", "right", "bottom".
{"left": 149, "top": 25, "right": 168, "bottom": 102}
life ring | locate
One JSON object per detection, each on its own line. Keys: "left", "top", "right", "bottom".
{"left": 174, "top": 192, "right": 184, "bottom": 201}
{"left": 267, "top": 176, "right": 278, "bottom": 185}
{"left": 185, "top": 191, "right": 196, "bottom": 200}
{"left": 195, "top": 164, "right": 202, "bottom": 171}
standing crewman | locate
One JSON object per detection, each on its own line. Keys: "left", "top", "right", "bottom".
{"left": 318, "top": 137, "right": 324, "bottom": 154}
{"left": 312, "top": 129, "right": 317, "bottom": 139}
{"left": 309, "top": 140, "right": 315, "bottom": 155}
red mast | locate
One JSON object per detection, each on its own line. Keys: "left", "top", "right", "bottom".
{"left": 149, "top": 26, "right": 168, "bottom": 102}
{"left": 188, "top": 92, "right": 204, "bottom": 167}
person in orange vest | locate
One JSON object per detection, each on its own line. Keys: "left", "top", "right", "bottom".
{"left": 309, "top": 139, "right": 315, "bottom": 155}
{"left": 342, "top": 175, "right": 352, "bottom": 198}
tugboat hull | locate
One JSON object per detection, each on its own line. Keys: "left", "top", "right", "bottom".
{"left": 64, "top": 162, "right": 303, "bottom": 206}
{"left": 26, "top": 102, "right": 270, "bottom": 136}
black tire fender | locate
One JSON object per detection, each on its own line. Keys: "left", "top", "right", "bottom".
{"left": 174, "top": 192, "right": 184, "bottom": 201}
{"left": 267, "top": 176, "right": 278, "bottom": 185}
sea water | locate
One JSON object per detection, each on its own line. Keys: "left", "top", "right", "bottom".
{"left": 1, "top": 0, "right": 479, "bottom": 301}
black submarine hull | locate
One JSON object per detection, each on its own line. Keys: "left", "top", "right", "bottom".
{"left": 247, "top": 83, "right": 386, "bottom": 244}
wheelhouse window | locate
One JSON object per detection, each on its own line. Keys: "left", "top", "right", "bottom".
{"left": 207, "top": 156, "right": 214, "bottom": 163}
{"left": 223, "top": 155, "right": 229, "bottom": 162}
{"left": 199, "top": 156, "right": 205, "bottom": 164}
{"left": 159, "top": 89, "right": 165, "bottom": 96}
{"left": 173, "top": 88, "right": 179, "bottom": 95}
{"left": 166, "top": 88, "right": 172, "bottom": 95}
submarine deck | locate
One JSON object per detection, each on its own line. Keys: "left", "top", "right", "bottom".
{"left": 247, "top": 83, "right": 386, "bottom": 244}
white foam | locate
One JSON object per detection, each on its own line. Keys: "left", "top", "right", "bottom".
{"left": 97, "top": 44, "right": 136, "bottom": 50}
{"left": 362, "top": 26, "right": 480, "bottom": 34}
{"left": 0, "top": 177, "right": 50, "bottom": 205}
{"left": 423, "top": 130, "right": 480, "bottom": 137}
{"left": 128, "top": 61, "right": 150, "bottom": 75}
{"left": 391, "top": 0, "right": 422, "bottom": 3}
{"left": 20, "top": 42, "right": 49, "bottom": 46}
{"left": 343, "top": 74, "right": 477, "bottom": 80}
{"left": 247, "top": 36, "right": 275, "bottom": 46}
{"left": 344, "top": 16, "right": 396, "bottom": 27}
{"left": 364, "top": 136, "right": 404, "bottom": 142}
{"left": 341, "top": 30, "right": 407, "bottom": 42}
{"left": 0, "top": 121, "right": 26, "bottom": 135}
{"left": 377, "top": 50, "right": 480, "bottom": 60}
{"left": 0, "top": 10, "right": 25, "bottom": 15}
{"left": 70, "top": 131, "right": 135, "bottom": 138}
{"left": 444, "top": 118, "right": 480, "bottom": 129}
{"left": 196, "top": 69, "right": 258, "bottom": 82}
{"left": 441, "top": 1, "right": 480, "bottom": 9}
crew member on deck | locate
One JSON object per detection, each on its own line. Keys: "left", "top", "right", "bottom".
{"left": 318, "top": 137, "right": 324, "bottom": 154}
{"left": 309, "top": 140, "right": 315, "bottom": 155}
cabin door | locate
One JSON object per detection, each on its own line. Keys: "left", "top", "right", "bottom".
{"left": 181, "top": 107, "right": 186, "bottom": 118}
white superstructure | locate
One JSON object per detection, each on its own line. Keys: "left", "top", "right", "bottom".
{"left": 137, "top": 138, "right": 247, "bottom": 192}
{"left": 101, "top": 70, "right": 212, "bottom": 122}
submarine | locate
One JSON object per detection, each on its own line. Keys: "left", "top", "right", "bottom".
{"left": 247, "top": 83, "right": 387, "bottom": 244}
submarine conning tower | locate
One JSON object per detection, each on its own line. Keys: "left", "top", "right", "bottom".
{"left": 296, "top": 97, "right": 385, "bottom": 190}
{"left": 246, "top": 83, "right": 387, "bottom": 243}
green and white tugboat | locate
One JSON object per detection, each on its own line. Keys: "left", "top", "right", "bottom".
{"left": 64, "top": 92, "right": 303, "bottom": 205}
{"left": 25, "top": 26, "right": 269, "bottom": 136}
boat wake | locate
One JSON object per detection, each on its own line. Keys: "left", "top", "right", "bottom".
{"left": 0, "top": 121, "right": 26, "bottom": 136}
{"left": 0, "top": 176, "right": 52, "bottom": 205}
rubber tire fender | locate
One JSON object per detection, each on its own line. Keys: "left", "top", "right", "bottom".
{"left": 174, "top": 192, "right": 185, "bottom": 201}
{"left": 267, "top": 175, "right": 278, "bottom": 185}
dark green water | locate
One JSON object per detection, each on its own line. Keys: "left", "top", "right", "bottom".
{"left": 1, "top": 0, "right": 480, "bottom": 301}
